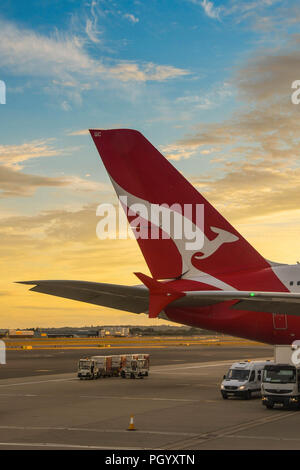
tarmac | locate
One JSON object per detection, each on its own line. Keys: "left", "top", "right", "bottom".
{"left": 1, "top": 342, "right": 300, "bottom": 450}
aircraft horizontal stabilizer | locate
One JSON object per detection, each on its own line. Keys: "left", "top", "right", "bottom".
{"left": 17, "top": 280, "right": 300, "bottom": 317}
{"left": 134, "top": 272, "right": 185, "bottom": 318}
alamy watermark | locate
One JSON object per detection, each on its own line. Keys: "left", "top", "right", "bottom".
{"left": 291, "top": 81, "right": 300, "bottom": 104}
{"left": 291, "top": 340, "right": 300, "bottom": 365}
{"left": 0, "top": 80, "right": 6, "bottom": 104}
{"left": 96, "top": 197, "right": 205, "bottom": 251}
{"left": 0, "top": 340, "right": 6, "bottom": 365}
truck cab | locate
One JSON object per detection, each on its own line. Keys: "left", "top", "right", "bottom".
{"left": 262, "top": 363, "right": 300, "bottom": 409}
{"left": 261, "top": 344, "right": 300, "bottom": 409}
{"left": 221, "top": 361, "right": 270, "bottom": 399}
{"left": 120, "top": 356, "right": 149, "bottom": 379}
{"left": 77, "top": 358, "right": 97, "bottom": 380}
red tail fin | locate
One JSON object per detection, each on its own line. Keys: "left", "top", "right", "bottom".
{"left": 90, "top": 129, "right": 268, "bottom": 280}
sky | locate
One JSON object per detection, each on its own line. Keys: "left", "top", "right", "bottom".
{"left": 1, "top": 0, "right": 300, "bottom": 328}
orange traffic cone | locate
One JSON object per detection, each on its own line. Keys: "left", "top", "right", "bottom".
{"left": 127, "top": 415, "right": 136, "bottom": 431}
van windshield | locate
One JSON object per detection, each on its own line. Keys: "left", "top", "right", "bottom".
{"left": 263, "top": 366, "right": 296, "bottom": 384}
{"left": 226, "top": 369, "right": 249, "bottom": 381}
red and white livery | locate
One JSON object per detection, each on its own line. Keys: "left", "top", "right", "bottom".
{"left": 20, "top": 129, "right": 300, "bottom": 345}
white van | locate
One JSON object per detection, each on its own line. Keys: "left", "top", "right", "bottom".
{"left": 221, "top": 361, "right": 272, "bottom": 400}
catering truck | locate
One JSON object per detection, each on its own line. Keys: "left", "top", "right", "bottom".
{"left": 77, "top": 354, "right": 149, "bottom": 379}
{"left": 77, "top": 355, "right": 112, "bottom": 379}
{"left": 262, "top": 344, "right": 300, "bottom": 409}
{"left": 120, "top": 354, "right": 150, "bottom": 379}
{"left": 111, "top": 355, "right": 127, "bottom": 376}
{"left": 221, "top": 360, "right": 272, "bottom": 399}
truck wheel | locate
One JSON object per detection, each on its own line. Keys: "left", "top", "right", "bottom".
{"left": 266, "top": 403, "right": 274, "bottom": 409}
{"left": 221, "top": 392, "right": 228, "bottom": 399}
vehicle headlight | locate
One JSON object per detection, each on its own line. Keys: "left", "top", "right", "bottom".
{"left": 239, "top": 386, "right": 245, "bottom": 390}
{"left": 221, "top": 385, "right": 225, "bottom": 390}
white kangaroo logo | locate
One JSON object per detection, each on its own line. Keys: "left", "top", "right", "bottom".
{"left": 110, "top": 179, "right": 239, "bottom": 275}
{"left": 193, "top": 226, "right": 239, "bottom": 260}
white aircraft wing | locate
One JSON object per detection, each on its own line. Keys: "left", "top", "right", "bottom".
{"left": 18, "top": 280, "right": 300, "bottom": 316}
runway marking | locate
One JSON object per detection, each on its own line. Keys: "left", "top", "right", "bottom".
{"left": 193, "top": 384, "right": 216, "bottom": 388}
{"left": 151, "top": 358, "right": 270, "bottom": 375}
{"left": 0, "top": 425, "right": 198, "bottom": 437}
{"left": 0, "top": 394, "right": 218, "bottom": 404}
{"left": 80, "top": 395, "right": 198, "bottom": 402}
{"left": 0, "top": 442, "right": 145, "bottom": 450}
{"left": 164, "top": 410, "right": 296, "bottom": 449}
{"left": 226, "top": 434, "right": 300, "bottom": 442}
{"left": 155, "top": 372, "right": 213, "bottom": 376}
{"left": 151, "top": 361, "right": 235, "bottom": 373}
{"left": 0, "top": 394, "right": 37, "bottom": 397}
{"left": 0, "top": 377, "right": 75, "bottom": 388}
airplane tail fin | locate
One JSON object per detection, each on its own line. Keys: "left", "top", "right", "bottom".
{"left": 90, "top": 129, "right": 268, "bottom": 280}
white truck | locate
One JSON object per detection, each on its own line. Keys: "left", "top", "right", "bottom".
{"left": 77, "top": 355, "right": 112, "bottom": 380}
{"left": 120, "top": 354, "right": 150, "bottom": 379}
{"left": 262, "top": 344, "right": 300, "bottom": 409}
{"left": 221, "top": 360, "right": 272, "bottom": 400}
{"left": 77, "top": 357, "right": 97, "bottom": 379}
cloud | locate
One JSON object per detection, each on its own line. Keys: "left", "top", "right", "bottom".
{"left": 0, "top": 18, "right": 189, "bottom": 89}
{"left": 123, "top": 13, "right": 139, "bottom": 24}
{"left": 62, "top": 176, "right": 110, "bottom": 193}
{"left": 189, "top": 0, "right": 295, "bottom": 32}
{"left": 234, "top": 1, "right": 298, "bottom": 32}
{"left": 176, "top": 82, "right": 233, "bottom": 110}
{"left": 107, "top": 61, "right": 189, "bottom": 82}
{"left": 0, "top": 19, "right": 92, "bottom": 78}
{"left": 200, "top": 0, "right": 221, "bottom": 19}
{"left": 190, "top": 157, "right": 300, "bottom": 222}
{"left": 160, "top": 144, "right": 199, "bottom": 161}
{"left": 175, "top": 34, "right": 300, "bottom": 223}
{"left": 0, "top": 204, "right": 158, "bottom": 328}
{"left": 190, "top": 0, "right": 221, "bottom": 19}
{"left": 0, "top": 164, "right": 109, "bottom": 198}
{"left": 178, "top": 99, "right": 300, "bottom": 220}
{"left": 235, "top": 44, "right": 300, "bottom": 102}
{"left": 0, "top": 204, "right": 145, "bottom": 278}
{"left": 67, "top": 129, "right": 90, "bottom": 136}
{"left": 85, "top": 1, "right": 103, "bottom": 44}
{"left": 0, "top": 139, "right": 60, "bottom": 168}
{"left": 0, "top": 165, "right": 68, "bottom": 198}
